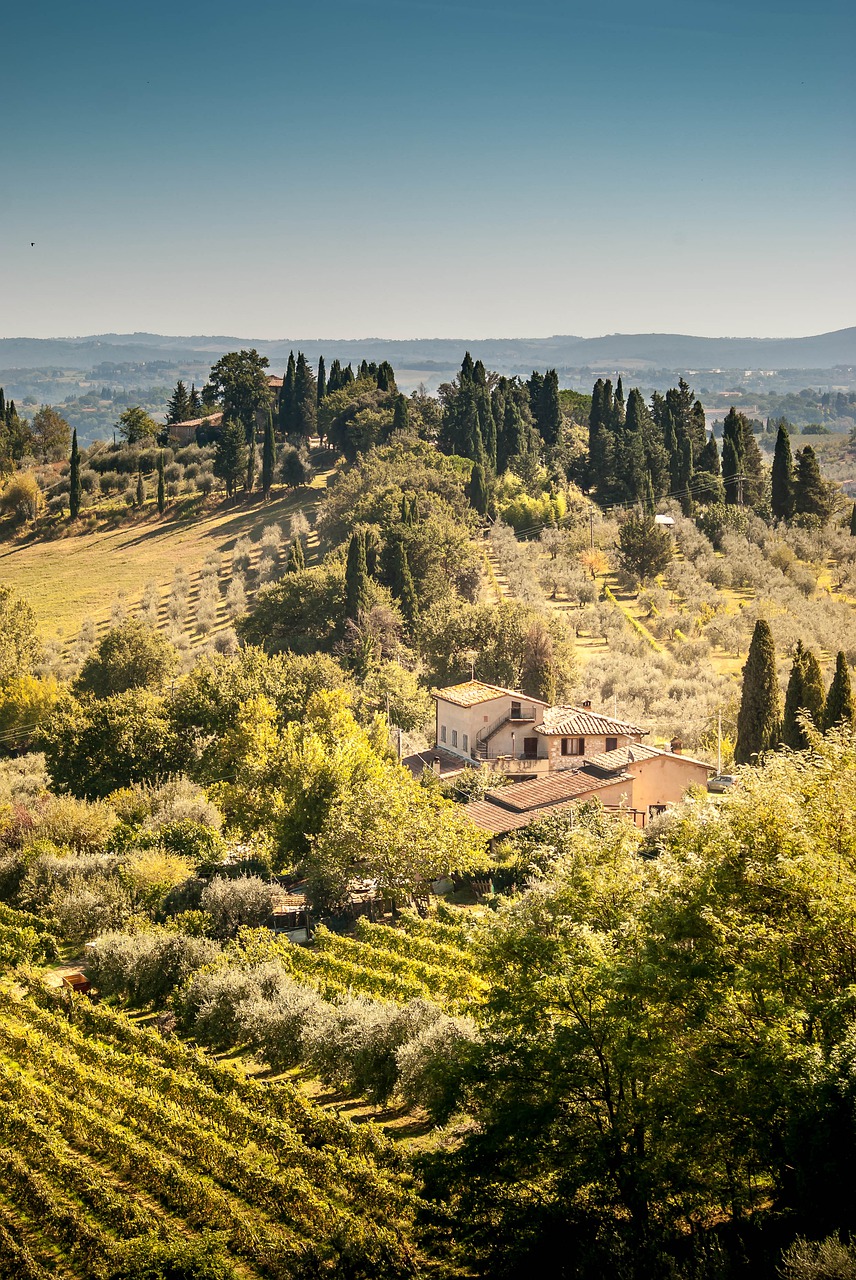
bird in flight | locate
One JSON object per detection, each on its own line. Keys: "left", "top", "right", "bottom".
{"left": 30, "top": 242, "right": 35, "bottom": 247}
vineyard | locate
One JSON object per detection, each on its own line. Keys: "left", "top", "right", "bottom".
{"left": 0, "top": 983, "right": 425, "bottom": 1279}
{"left": 235, "top": 910, "right": 488, "bottom": 1013}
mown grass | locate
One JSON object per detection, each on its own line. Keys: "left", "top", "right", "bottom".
{"left": 0, "top": 456, "right": 336, "bottom": 643}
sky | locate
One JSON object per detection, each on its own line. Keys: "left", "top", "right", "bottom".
{"left": 2, "top": 0, "right": 854, "bottom": 340}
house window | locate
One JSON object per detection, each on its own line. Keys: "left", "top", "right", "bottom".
{"left": 451, "top": 730, "right": 458, "bottom": 748}
{"left": 440, "top": 725, "right": 446, "bottom": 744}
{"left": 606, "top": 737, "right": 618, "bottom": 752}
{"left": 561, "top": 737, "right": 585, "bottom": 756}
{"left": 577, "top": 738, "right": 585, "bottom": 755}
{"left": 463, "top": 734, "right": 468, "bottom": 752}
{"left": 510, "top": 700, "right": 521, "bottom": 719}
{"left": 561, "top": 738, "right": 569, "bottom": 756}
{"left": 523, "top": 737, "right": 538, "bottom": 758}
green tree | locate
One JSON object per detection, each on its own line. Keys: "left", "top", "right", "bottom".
{"left": 135, "top": 468, "right": 145, "bottom": 507}
{"left": 262, "top": 410, "right": 276, "bottom": 501}
{"left": 117, "top": 406, "right": 159, "bottom": 444}
{"left": 39, "top": 688, "right": 183, "bottom": 798}
{"left": 31, "top": 405, "right": 71, "bottom": 461}
{"left": 616, "top": 513, "right": 673, "bottom": 583}
{"left": 391, "top": 394, "right": 409, "bottom": 434}
{"left": 165, "top": 380, "right": 192, "bottom": 425}
{"left": 69, "top": 428, "right": 81, "bottom": 520}
{"left": 794, "top": 446, "right": 830, "bottom": 521}
{"left": 771, "top": 422, "right": 795, "bottom": 520}
{"left": 735, "top": 619, "right": 780, "bottom": 763}
{"left": 280, "top": 351, "right": 297, "bottom": 435}
{"left": 206, "top": 349, "right": 271, "bottom": 437}
{"left": 469, "top": 462, "right": 489, "bottom": 516}
{"left": 294, "top": 352, "right": 317, "bottom": 440}
{"left": 245, "top": 438, "right": 256, "bottom": 494}
{"left": 213, "top": 419, "right": 248, "bottom": 498}
{"left": 389, "top": 540, "right": 418, "bottom": 627}
{"left": 782, "top": 641, "right": 826, "bottom": 749}
{"left": 345, "top": 532, "right": 371, "bottom": 622}
{"left": 157, "top": 451, "right": 166, "bottom": 515}
{"left": 74, "top": 617, "right": 177, "bottom": 698}
{"left": 0, "top": 585, "right": 42, "bottom": 683}
{"left": 521, "top": 619, "right": 558, "bottom": 703}
{"left": 286, "top": 536, "right": 305, "bottom": 572}
{"left": 823, "top": 652, "right": 855, "bottom": 732}
{"left": 316, "top": 354, "right": 327, "bottom": 404}
{"left": 280, "top": 444, "right": 313, "bottom": 488}
{"left": 850, "top": 503, "right": 856, "bottom": 536}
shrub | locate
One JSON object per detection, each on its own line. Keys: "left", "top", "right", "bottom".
{"left": 200, "top": 875, "right": 275, "bottom": 939}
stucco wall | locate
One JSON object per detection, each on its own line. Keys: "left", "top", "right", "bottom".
{"left": 628, "top": 754, "right": 711, "bottom": 811}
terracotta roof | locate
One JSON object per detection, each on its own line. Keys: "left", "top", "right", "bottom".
{"left": 535, "top": 705, "right": 645, "bottom": 737}
{"left": 434, "top": 681, "right": 532, "bottom": 708}
{"left": 267, "top": 375, "right": 284, "bottom": 388}
{"left": 464, "top": 776, "right": 631, "bottom": 836}
{"left": 168, "top": 411, "right": 223, "bottom": 431}
{"left": 400, "top": 747, "right": 471, "bottom": 779}
{"left": 487, "top": 770, "right": 628, "bottom": 813}
{"left": 584, "top": 743, "right": 714, "bottom": 774}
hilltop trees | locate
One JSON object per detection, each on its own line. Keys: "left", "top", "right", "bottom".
{"left": 206, "top": 349, "right": 271, "bottom": 438}
{"left": 117, "top": 407, "right": 159, "bottom": 444}
{"left": 735, "top": 619, "right": 780, "bottom": 763}
{"left": 31, "top": 406, "right": 71, "bottom": 462}
{"left": 781, "top": 640, "right": 825, "bottom": 749}
{"left": 771, "top": 421, "right": 795, "bottom": 520}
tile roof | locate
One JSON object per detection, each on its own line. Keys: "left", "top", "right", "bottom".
{"left": 434, "top": 681, "right": 526, "bottom": 708}
{"left": 487, "top": 770, "right": 628, "bottom": 813}
{"left": 400, "top": 747, "right": 470, "bottom": 779}
{"left": 464, "top": 775, "right": 631, "bottom": 836}
{"left": 535, "top": 705, "right": 646, "bottom": 737}
{"left": 168, "top": 411, "right": 224, "bottom": 431}
{"left": 267, "top": 375, "right": 284, "bottom": 387}
{"left": 584, "top": 743, "right": 714, "bottom": 774}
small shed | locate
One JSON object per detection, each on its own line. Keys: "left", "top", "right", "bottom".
{"left": 62, "top": 972, "right": 91, "bottom": 995}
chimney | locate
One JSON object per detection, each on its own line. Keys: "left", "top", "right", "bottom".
{"left": 432, "top": 756, "right": 442, "bottom": 776}
{"left": 670, "top": 737, "right": 683, "bottom": 755}
{"left": 581, "top": 699, "right": 592, "bottom": 709}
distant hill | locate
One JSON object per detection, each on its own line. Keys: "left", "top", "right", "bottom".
{"left": 1, "top": 327, "right": 853, "bottom": 374}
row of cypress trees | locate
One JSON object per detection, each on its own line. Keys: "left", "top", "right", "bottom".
{"left": 440, "top": 353, "right": 559, "bottom": 473}
{"left": 735, "top": 619, "right": 854, "bottom": 763}
{"left": 344, "top": 500, "right": 419, "bottom": 631}
{"left": 770, "top": 423, "right": 831, "bottom": 521}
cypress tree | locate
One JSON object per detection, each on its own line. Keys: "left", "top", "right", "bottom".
{"left": 69, "top": 429, "right": 81, "bottom": 520}
{"left": 850, "top": 503, "right": 856, "bottom": 536}
{"left": 794, "top": 446, "right": 828, "bottom": 520}
{"left": 499, "top": 399, "right": 526, "bottom": 472}
{"left": 735, "top": 619, "right": 780, "bottom": 764}
{"left": 280, "top": 352, "right": 297, "bottom": 435}
{"left": 294, "top": 352, "right": 317, "bottom": 440}
{"left": 262, "top": 411, "right": 276, "bottom": 501}
{"left": 469, "top": 463, "right": 488, "bottom": 516}
{"left": 245, "top": 439, "right": 256, "bottom": 494}
{"left": 612, "top": 375, "right": 626, "bottom": 429}
{"left": 188, "top": 384, "right": 201, "bottom": 416}
{"left": 782, "top": 641, "right": 825, "bottom": 749}
{"left": 166, "top": 380, "right": 191, "bottom": 425}
{"left": 391, "top": 540, "right": 418, "bottom": 627}
{"left": 823, "top": 652, "right": 855, "bottom": 732}
{"left": 287, "top": 537, "right": 305, "bottom": 572}
{"left": 317, "top": 355, "right": 327, "bottom": 404}
{"left": 644, "top": 471, "right": 656, "bottom": 516}
{"left": 342, "top": 363, "right": 354, "bottom": 386}
{"left": 770, "top": 423, "right": 795, "bottom": 520}
{"left": 327, "top": 359, "right": 343, "bottom": 394}
{"left": 157, "top": 451, "right": 165, "bottom": 515}
{"left": 344, "top": 532, "right": 370, "bottom": 621}
{"left": 539, "top": 370, "right": 562, "bottom": 446}
{"left": 721, "top": 408, "right": 745, "bottom": 505}
{"left": 136, "top": 469, "right": 145, "bottom": 508}
{"left": 696, "top": 433, "right": 721, "bottom": 477}
{"left": 678, "top": 436, "right": 694, "bottom": 515}
{"left": 376, "top": 361, "right": 396, "bottom": 392}
{"left": 392, "top": 395, "right": 409, "bottom": 434}
{"left": 0, "top": 390, "right": 5, "bottom": 421}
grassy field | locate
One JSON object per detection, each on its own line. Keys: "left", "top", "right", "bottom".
{"left": 0, "top": 455, "right": 336, "bottom": 644}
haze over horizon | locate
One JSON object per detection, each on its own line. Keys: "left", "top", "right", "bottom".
{"left": 4, "top": 0, "right": 854, "bottom": 341}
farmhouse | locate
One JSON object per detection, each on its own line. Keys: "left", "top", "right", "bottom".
{"left": 410, "top": 680, "right": 715, "bottom": 838}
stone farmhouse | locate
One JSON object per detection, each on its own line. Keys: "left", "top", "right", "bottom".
{"left": 406, "top": 680, "right": 714, "bottom": 839}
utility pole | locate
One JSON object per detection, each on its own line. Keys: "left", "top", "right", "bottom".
{"left": 589, "top": 509, "right": 594, "bottom": 549}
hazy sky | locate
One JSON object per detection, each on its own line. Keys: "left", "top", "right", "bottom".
{"left": 3, "top": 0, "right": 853, "bottom": 339}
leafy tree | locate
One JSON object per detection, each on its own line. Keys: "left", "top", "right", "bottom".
{"left": 419, "top": 598, "right": 575, "bottom": 694}
{"left": 213, "top": 419, "right": 248, "bottom": 498}
{"left": 39, "top": 688, "right": 184, "bottom": 798}
{"left": 261, "top": 410, "right": 276, "bottom": 501}
{"left": 0, "top": 472, "right": 44, "bottom": 523}
{"left": 157, "top": 451, "right": 166, "bottom": 515}
{"left": 616, "top": 513, "right": 673, "bottom": 582}
{"left": 0, "top": 585, "right": 42, "bottom": 682}
{"left": 206, "top": 349, "right": 271, "bottom": 436}
{"left": 850, "top": 503, "right": 856, "bottom": 537}
{"left": 74, "top": 618, "right": 177, "bottom": 699}
{"left": 735, "top": 619, "right": 780, "bottom": 763}
{"left": 31, "top": 405, "right": 71, "bottom": 461}
{"left": 280, "top": 444, "right": 313, "bottom": 488}
{"left": 771, "top": 421, "right": 795, "bottom": 520}
{"left": 0, "top": 674, "right": 61, "bottom": 751}
{"left": 782, "top": 640, "right": 826, "bottom": 749}
{"left": 237, "top": 563, "right": 346, "bottom": 654}
{"left": 521, "top": 619, "right": 558, "bottom": 703}
{"left": 389, "top": 539, "right": 418, "bottom": 627}
{"left": 117, "top": 406, "right": 159, "bottom": 443}
{"left": 823, "top": 652, "right": 855, "bottom": 732}
{"left": 165, "top": 380, "right": 192, "bottom": 425}
{"left": 188, "top": 383, "right": 202, "bottom": 416}
{"left": 69, "top": 428, "right": 81, "bottom": 520}
{"left": 286, "top": 536, "right": 305, "bottom": 572}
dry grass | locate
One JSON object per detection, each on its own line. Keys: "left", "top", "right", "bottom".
{"left": 0, "top": 455, "right": 336, "bottom": 644}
